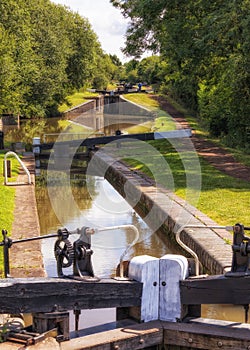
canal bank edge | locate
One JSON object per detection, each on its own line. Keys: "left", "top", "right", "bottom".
{"left": 9, "top": 152, "right": 46, "bottom": 278}
{"left": 7, "top": 149, "right": 232, "bottom": 277}
{"left": 90, "top": 149, "right": 232, "bottom": 275}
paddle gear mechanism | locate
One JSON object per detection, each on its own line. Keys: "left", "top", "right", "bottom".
{"left": 54, "top": 228, "right": 74, "bottom": 277}
{"left": 226, "top": 223, "right": 250, "bottom": 277}
{"left": 54, "top": 226, "right": 99, "bottom": 281}
{"left": 1, "top": 226, "right": 99, "bottom": 281}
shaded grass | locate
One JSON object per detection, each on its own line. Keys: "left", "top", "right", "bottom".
{"left": 0, "top": 151, "right": 19, "bottom": 271}
{"left": 164, "top": 95, "right": 250, "bottom": 167}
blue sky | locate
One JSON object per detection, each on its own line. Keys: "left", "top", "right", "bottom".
{"left": 51, "top": 0, "right": 129, "bottom": 62}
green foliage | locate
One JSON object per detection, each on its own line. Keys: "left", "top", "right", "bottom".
{"left": 121, "top": 56, "right": 165, "bottom": 87}
{"left": 92, "top": 53, "right": 118, "bottom": 89}
{"left": 0, "top": 151, "right": 19, "bottom": 251}
{"left": 111, "top": 0, "right": 250, "bottom": 149}
{"left": 0, "top": 0, "right": 118, "bottom": 117}
{"left": 58, "top": 91, "right": 98, "bottom": 113}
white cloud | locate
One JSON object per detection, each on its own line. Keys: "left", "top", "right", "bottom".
{"left": 51, "top": 0, "right": 129, "bottom": 61}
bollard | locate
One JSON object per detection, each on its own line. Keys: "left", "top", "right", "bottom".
{"left": 159, "top": 255, "right": 189, "bottom": 322}
{"left": 129, "top": 254, "right": 189, "bottom": 323}
{"left": 32, "top": 137, "right": 41, "bottom": 155}
{"left": 128, "top": 255, "right": 159, "bottom": 322}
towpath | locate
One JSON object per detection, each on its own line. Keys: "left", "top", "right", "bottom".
{"left": 9, "top": 152, "right": 46, "bottom": 278}
{"left": 154, "top": 96, "right": 250, "bottom": 183}
{"left": 7, "top": 96, "right": 250, "bottom": 278}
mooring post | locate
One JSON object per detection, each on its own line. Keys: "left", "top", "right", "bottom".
{"left": 128, "top": 254, "right": 189, "bottom": 323}
{"left": 32, "top": 137, "right": 41, "bottom": 155}
{"left": 128, "top": 255, "right": 159, "bottom": 322}
{"left": 2, "top": 230, "right": 11, "bottom": 278}
{"left": 159, "top": 255, "right": 189, "bottom": 322}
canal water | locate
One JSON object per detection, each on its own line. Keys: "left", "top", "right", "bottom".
{"left": 4, "top": 102, "right": 248, "bottom": 332}
{"left": 32, "top": 102, "right": 173, "bottom": 334}
{"left": 37, "top": 174, "right": 170, "bottom": 278}
{"left": 36, "top": 171, "right": 171, "bottom": 334}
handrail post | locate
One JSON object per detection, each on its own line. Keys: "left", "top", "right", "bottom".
{"left": 4, "top": 151, "right": 32, "bottom": 185}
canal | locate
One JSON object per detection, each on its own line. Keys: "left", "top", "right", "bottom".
{"left": 36, "top": 171, "right": 172, "bottom": 334}
{"left": 3, "top": 100, "right": 247, "bottom": 332}
{"left": 33, "top": 101, "right": 174, "bottom": 334}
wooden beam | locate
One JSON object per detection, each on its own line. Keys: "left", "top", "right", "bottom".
{"left": 0, "top": 278, "right": 142, "bottom": 314}
{"left": 163, "top": 318, "right": 250, "bottom": 349}
{"left": 180, "top": 275, "right": 250, "bottom": 305}
{"left": 41, "top": 129, "right": 192, "bottom": 151}
{"left": 60, "top": 320, "right": 163, "bottom": 350}
{"left": 3, "top": 318, "right": 249, "bottom": 350}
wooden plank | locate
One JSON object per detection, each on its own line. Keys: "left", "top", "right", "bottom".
{"left": 159, "top": 255, "right": 189, "bottom": 322}
{"left": 163, "top": 318, "right": 250, "bottom": 349}
{"left": 61, "top": 320, "right": 163, "bottom": 350}
{"left": 128, "top": 255, "right": 159, "bottom": 322}
{"left": 2, "top": 317, "right": 250, "bottom": 349}
{"left": 180, "top": 275, "right": 250, "bottom": 305}
{"left": 0, "top": 278, "right": 142, "bottom": 314}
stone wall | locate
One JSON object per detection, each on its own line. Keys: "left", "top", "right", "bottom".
{"left": 90, "top": 149, "right": 232, "bottom": 275}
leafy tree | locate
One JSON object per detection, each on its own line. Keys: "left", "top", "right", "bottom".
{"left": 137, "top": 56, "right": 161, "bottom": 85}
{"left": 92, "top": 52, "right": 116, "bottom": 89}
{"left": 109, "top": 54, "right": 122, "bottom": 67}
{"left": 0, "top": 27, "right": 18, "bottom": 114}
{"left": 111, "top": 0, "right": 250, "bottom": 148}
{"left": 122, "top": 59, "right": 139, "bottom": 83}
{"left": 0, "top": 0, "right": 113, "bottom": 117}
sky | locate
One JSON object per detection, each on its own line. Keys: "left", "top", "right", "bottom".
{"left": 51, "top": 0, "right": 130, "bottom": 62}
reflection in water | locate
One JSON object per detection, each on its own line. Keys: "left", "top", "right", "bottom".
{"left": 36, "top": 173, "right": 169, "bottom": 278}
{"left": 3, "top": 118, "right": 64, "bottom": 144}
{"left": 36, "top": 173, "right": 169, "bottom": 334}
{"left": 202, "top": 304, "right": 247, "bottom": 324}
{"left": 36, "top": 173, "right": 249, "bottom": 328}
{"left": 12, "top": 103, "right": 245, "bottom": 330}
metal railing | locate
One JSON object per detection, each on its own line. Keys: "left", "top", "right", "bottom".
{"left": 4, "top": 151, "right": 32, "bottom": 186}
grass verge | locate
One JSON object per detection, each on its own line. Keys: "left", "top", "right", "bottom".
{"left": 0, "top": 151, "right": 19, "bottom": 271}
{"left": 121, "top": 93, "right": 250, "bottom": 228}
{"left": 58, "top": 90, "right": 99, "bottom": 113}
{"left": 123, "top": 93, "right": 176, "bottom": 132}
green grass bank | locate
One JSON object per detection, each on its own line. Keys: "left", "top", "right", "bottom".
{"left": 123, "top": 93, "right": 250, "bottom": 227}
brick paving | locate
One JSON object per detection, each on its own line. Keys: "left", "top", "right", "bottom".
{"left": 9, "top": 152, "right": 46, "bottom": 278}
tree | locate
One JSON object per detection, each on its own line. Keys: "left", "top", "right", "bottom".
{"left": 137, "top": 56, "right": 161, "bottom": 85}
{"left": 0, "top": 0, "right": 111, "bottom": 117}
{"left": 92, "top": 52, "right": 117, "bottom": 89}
{"left": 111, "top": 0, "right": 250, "bottom": 148}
